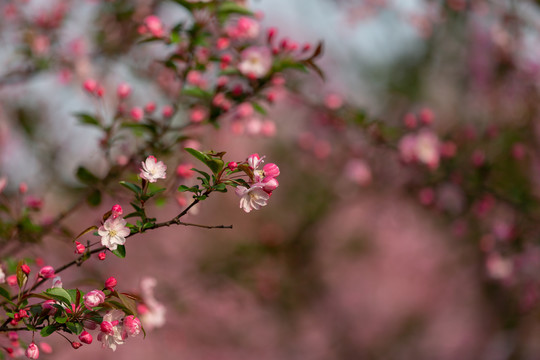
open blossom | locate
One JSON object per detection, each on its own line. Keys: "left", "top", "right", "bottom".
{"left": 123, "top": 315, "right": 141, "bottom": 337}
{"left": 98, "top": 217, "right": 130, "bottom": 251}
{"left": 98, "top": 310, "right": 125, "bottom": 351}
{"left": 139, "top": 277, "right": 166, "bottom": 330}
{"left": 238, "top": 47, "right": 272, "bottom": 78}
{"left": 236, "top": 184, "right": 270, "bottom": 213}
{"left": 140, "top": 156, "right": 167, "bottom": 183}
{"left": 399, "top": 130, "right": 440, "bottom": 169}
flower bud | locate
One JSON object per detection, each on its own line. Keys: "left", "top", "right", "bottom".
{"left": 98, "top": 252, "right": 106, "bottom": 261}
{"left": 26, "top": 342, "right": 39, "bottom": 359}
{"left": 21, "top": 264, "right": 30, "bottom": 275}
{"left": 117, "top": 83, "right": 131, "bottom": 99}
{"left": 263, "top": 163, "right": 280, "bottom": 178}
{"left": 262, "top": 177, "right": 279, "bottom": 193}
{"left": 84, "top": 290, "right": 106, "bottom": 309}
{"left": 130, "top": 107, "right": 144, "bottom": 122}
{"left": 176, "top": 163, "right": 194, "bottom": 178}
{"left": 111, "top": 204, "right": 123, "bottom": 219}
{"left": 74, "top": 241, "right": 85, "bottom": 254}
{"left": 105, "top": 277, "right": 117, "bottom": 290}
{"left": 100, "top": 321, "right": 114, "bottom": 335}
{"left": 6, "top": 275, "right": 17, "bottom": 287}
{"left": 162, "top": 105, "right": 174, "bottom": 118}
{"left": 71, "top": 342, "right": 82, "bottom": 349}
{"left": 38, "top": 266, "right": 55, "bottom": 279}
{"left": 144, "top": 102, "right": 156, "bottom": 114}
{"left": 79, "top": 331, "right": 93, "bottom": 344}
{"left": 83, "top": 79, "right": 97, "bottom": 94}
{"left": 227, "top": 162, "right": 238, "bottom": 171}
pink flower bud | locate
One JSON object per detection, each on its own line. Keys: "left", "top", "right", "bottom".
{"left": 144, "top": 102, "right": 156, "bottom": 114}
{"left": 84, "top": 290, "right": 105, "bottom": 309}
{"left": 267, "top": 27, "right": 277, "bottom": 43}
{"left": 74, "top": 241, "right": 85, "bottom": 254}
{"left": 83, "top": 79, "right": 97, "bottom": 94}
{"left": 419, "top": 107, "right": 434, "bottom": 125}
{"left": 38, "top": 266, "right": 55, "bottom": 279}
{"left": 25, "top": 342, "right": 39, "bottom": 359}
{"left": 217, "top": 37, "right": 230, "bottom": 50}
{"left": 403, "top": 113, "right": 417, "bottom": 128}
{"left": 111, "top": 204, "right": 123, "bottom": 219}
{"left": 189, "top": 107, "right": 207, "bottom": 123}
{"left": 21, "top": 264, "right": 30, "bottom": 275}
{"left": 130, "top": 107, "right": 144, "bottom": 122}
{"left": 39, "top": 342, "right": 52, "bottom": 354}
{"left": 100, "top": 321, "right": 114, "bottom": 335}
{"left": 96, "top": 86, "right": 104, "bottom": 98}
{"left": 71, "top": 342, "right": 82, "bottom": 349}
{"left": 8, "top": 332, "right": 17, "bottom": 342}
{"left": 117, "top": 83, "right": 131, "bottom": 99}
{"left": 162, "top": 105, "right": 174, "bottom": 118}
{"left": 227, "top": 162, "right": 238, "bottom": 171}
{"left": 123, "top": 315, "right": 141, "bottom": 337}
{"left": 176, "top": 163, "right": 194, "bottom": 178}
{"left": 6, "top": 275, "right": 17, "bottom": 287}
{"left": 247, "top": 153, "right": 262, "bottom": 169}
{"left": 105, "top": 277, "right": 117, "bottom": 290}
{"left": 324, "top": 93, "right": 343, "bottom": 110}
{"left": 79, "top": 331, "right": 93, "bottom": 344}
{"left": 262, "top": 177, "right": 279, "bottom": 193}
{"left": 263, "top": 163, "right": 280, "bottom": 178}
{"left": 144, "top": 15, "right": 164, "bottom": 38}
{"left": 19, "top": 182, "right": 28, "bottom": 194}
{"left": 98, "top": 252, "right": 106, "bottom": 261}
{"left": 236, "top": 102, "right": 254, "bottom": 118}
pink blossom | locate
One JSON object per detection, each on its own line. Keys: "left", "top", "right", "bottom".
{"left": 238, "top": 46, "right": 272, "bottom": 79}
{"left": 25, "top": 342, "right": 39, "bottom": 359}
{"left": 98, "top": 252, "right": 106, "bottom": 261}
{"left": 247, "top": 153, "right": 263, "bottom": 170}
{"left": 21, "top": 264, "right": 30, "bottom": 275}
{"left": 235, "top": 17, "right": 260, "bottom": 39}
{"left": 261, "top": 177, "right": 279, "bottom": 194}
{"left": 79, "top": 331, "right": 93, "bottom": 344}
{"left": 98, "top": 310, "right": 125, "bottom": 351}
{"left": 83, "top": 79, "right": 97, "bottom": 94}
{"left": 0, "top": 268, "right": 5, "bottom": 284}
{"left": 84, "top": 290, "right": 106, "bottom": 308}
{"left": 235, "top": 184, "right": 270, "bottom": 213}
{"left": 261, "top": 120, "right": 276, "bottom": 137}
{"left": 144, "top": 102, "right": 156, "bottom": 114}
{"left": 123, "top": 315, "right": 141, "bottom": 337}
{"left": 324, "top": 93, "right": 343, "bottom": 109}
{"left": 189, "top": 107, "right": 207, "bottom": 123}
{"left": 236, "top": 102, "right": 254, "bottom": 118}
{"left": 19, "top": 182, "right": 28, "bottom": 194}
{"left": 139, "top": 277, "right": 166, "bottom": 330}
{"left": 38, "top": 266, "right": 55, "bottom": 279}
{"left": 419, "top": 107, "right": 434, "bottom": 124}
{"left": 228, "top": 162, "right": 238, "bottom": 171}
{"left": 140, "top": 155, "right": 167, "bottom": 183}
{"left": 176, "top": 163, "right": 194, "bottom": 178}
{"left": 144, "top": 15, "right": 164, "bottom": 38}
{"left": 344, "top": 159, "right": 372, "bottom": 186}
{"left": 98, "top": 217, "right": 130, "bottom": 251}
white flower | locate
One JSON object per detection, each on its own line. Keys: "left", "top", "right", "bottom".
{"left": 235, "top": 184, "right": 269, "bottom": 213}
{"left": 140, "top": 155, "right": 167, "bottom": 183}
{"left": 0, "top": 267, "right": 5, "bottom": 284}
{"left": 238, "top": 47, "right": 272, "bottom": 79}
{"left": 98, "top": 217, "right": 130, "bottom": 251}
{"left": 98, "top": 310, "right": 125, "bottom": 351}
{"left": 139, "top": 277, "right": 166, "bottom": 331}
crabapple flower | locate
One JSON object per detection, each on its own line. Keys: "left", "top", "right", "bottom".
{"left": 25, "top": 342, "right": 39, "bottom": 359}
{"left": 123, "top": 315, "right": 141, "bottom": 337}
{"left": 143, "top": 15, "right": 164, "bottom": 37}
{"left": 261, "top": 177, "right": 279, "bottom": 193}
{"left": 235, "top": 184, "right": 270, "bottom": 213}
{"left": 0, "top": 267, "right": 5, "bottom": 284}
{"left": 139, "top": 277, "right": 166, "bottom": 330}
{"left": 98, "top": 217, "right": 130, "bottom": 251}
{"left": 238, "top": 47, "right": 272, "bottom": 79}
{"left": 98, "top": 310, "right": 125, "bottom": 351}
{"left": 111, "top": 204, "right": 123, "bottom": 219}
{"left": 105, "top": 277, "right": 117, "bottom": 290}
{"left": 140, "top": 155, "right": 167, "bottom": 183}
{"left": 247, "top": 153, "right": 263, "bottom": 170}
{"left": 263, "top": 163, "right": 280, "bottom": 178}
{"left": 84, "top": 290, "right": 106, "bottom": 308}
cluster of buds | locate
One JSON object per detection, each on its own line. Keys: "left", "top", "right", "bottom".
{"left": 234, "top": 153, "right": 280, "bottom": 213}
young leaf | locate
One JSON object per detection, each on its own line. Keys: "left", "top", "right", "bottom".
{"left": 112, "top": 245, "right": 126, "bottom": 259}
{"left": 119, "top": 181, "right": 142, "bottom": 196}
{"left": 74, "top": 113, "right": 100, "bottom": 127}
{"left": 76, "top": 166, "right": 99, "bottom": 185}
{"left": 40, "top": 325, "right": 57, "bottom": 337}
{"left": 74, "top": 226, "right": 98, "bottom": 242}
{"left": 45, "top": 288, "right": 72, "bottom": 306}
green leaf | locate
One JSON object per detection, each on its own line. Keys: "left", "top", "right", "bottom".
{"left": 40, "top": 325, "right": 57, "bottom": 337}
{"left": 118, "top": 293, "right": 137, "bottom": 315}
{"left": 217, "top": 2, "right": 253, "bottom": 16}
{"left": 182, "top": 87, "right": 212, "bottom": 99}
{"left": 74, "top": 226, "right": 98, "bottom": 242}
{"left": 16, "top": 261, "right": 27, "bottom": 289}
{"left": 112, "top": 245, "right": 126, "bottom": 258}
{"left": 74, "top": 112, "right": 100, "bottom": 127}
{"left": 206, "top": 158, "right": 224, "bottom": 175}
{"left": 192, "top": 169, "right": 210, "bottom": 182}
{"left": 185, "top": 148, "right": 210, "bottom": 163}
{"left": 45, "top": 288, "right": 72, "bottom": 306}
{"left": 55, "top": 315, "right": 68, "bottom": 324}
{"left": 66, "top": 322, "right": 83, "bottom": 335}
{"left": 0, "top": 286, "right": 11, "bottom": 302}
{"left": 119, "top": 181, "right": 142, "bottom": 196}
{"left": 76, "top": 166, "right": 99, "bottom": 185}
{"left": 252, "top": 102, "right": 267, "bottom": 115}
{"left": 213, "top": 183, "right": 227, "bottom": 192}
{"left": 86, "top": 189, "right": 102, "bottom": 207}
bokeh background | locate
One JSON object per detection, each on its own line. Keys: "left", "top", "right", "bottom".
{"left": 2, "top": 0, "right": 540, "bottom": 359}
